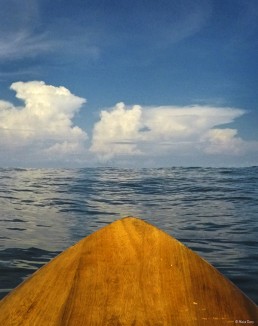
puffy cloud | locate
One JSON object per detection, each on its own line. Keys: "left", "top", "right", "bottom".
{"left": 90, "top": 103, "right": 247, "bottom": 161}
{"left": 90, "top": 102, "right": 143, "bottom": 159}
{"left": 0, "top": 82, "right": 257, "bottom": 167}
{"left": 0, "top": 81, "right": 87, "bottom": 164}
{"left": 202, "top": 129, "right": 245, "bottom": 155}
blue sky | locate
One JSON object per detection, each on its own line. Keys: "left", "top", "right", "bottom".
{"left": 0, "top": 0, "right": 257, "bottom": 167}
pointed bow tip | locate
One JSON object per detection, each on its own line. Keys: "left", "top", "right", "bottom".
{"left": 116, "top": 216, "right": 148, "bottom": 226}
{"left": 115, "top": 216, "right": 144, "bottom": 224}
{"left": 121, "top": 216, "right": 141, "bottom": 221}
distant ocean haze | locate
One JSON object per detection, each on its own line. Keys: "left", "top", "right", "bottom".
{"left": 0, "top": 167, "right": 257, "bottom": 304}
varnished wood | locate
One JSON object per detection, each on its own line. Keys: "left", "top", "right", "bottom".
{"left": 0, "top": 217, "right": 257, "bottom": 325}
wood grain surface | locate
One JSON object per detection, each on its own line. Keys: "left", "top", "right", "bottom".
{"left": 0, "top": 217, "right": 257, "bottom": 325}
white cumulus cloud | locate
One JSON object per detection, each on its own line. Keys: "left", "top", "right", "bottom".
{"left": 0, "top": 81, "right": 87, "bottom": 165}
{"left": 141, "top": 105, "right": 244, "bottom": 140}
{"left": 1, "top": 82, "right": 257, "bottom": 167}
{"left": 90, "top": 102, "right": 143, "bottom": 159}
{"left": 90, "top": 102, "right": 250, "bottom": 162}
{"left": 202, "top": 129, "right": 245, "bottom": 155}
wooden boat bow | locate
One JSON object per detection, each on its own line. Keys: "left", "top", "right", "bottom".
{"left": 0, "top": 217, "right": 257, "bottom": 325}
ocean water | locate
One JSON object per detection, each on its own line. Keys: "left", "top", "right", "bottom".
{"left": 0, "top": 167, "right": 257, "bottom": 304}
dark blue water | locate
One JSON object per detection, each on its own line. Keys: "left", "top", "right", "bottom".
{"left": 0, "top": 167, "right": 257, "bottom": 304}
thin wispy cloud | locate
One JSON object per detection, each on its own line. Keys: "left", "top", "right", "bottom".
{"left": 0, "top": 68, "right": 42, "bottom": 81}
{"left": 0, "top": 0, "right": 45, "bottom": 61}
{"left": 156, "top": 0, "right": 212, "bottom": 46}
{"left": 0, "top": 1, "right": 99, "bottom": 64}
{"left": 0, "top": 0, "right": 211, "bottom": 65}
{"left": 0, "top": 30, "right": 55, "bottom": 61}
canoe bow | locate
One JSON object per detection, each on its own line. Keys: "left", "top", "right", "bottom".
{"left": 0, "top": 217, "right": 257, "bottom": 325}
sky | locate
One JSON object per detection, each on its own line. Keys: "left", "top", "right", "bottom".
{"left": 0, "top": 0, "right": 258, "bottom": 167}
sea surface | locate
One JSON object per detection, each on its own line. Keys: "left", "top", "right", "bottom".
{"left": 0, "top": 167, "right": 257, "bottom": 304}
